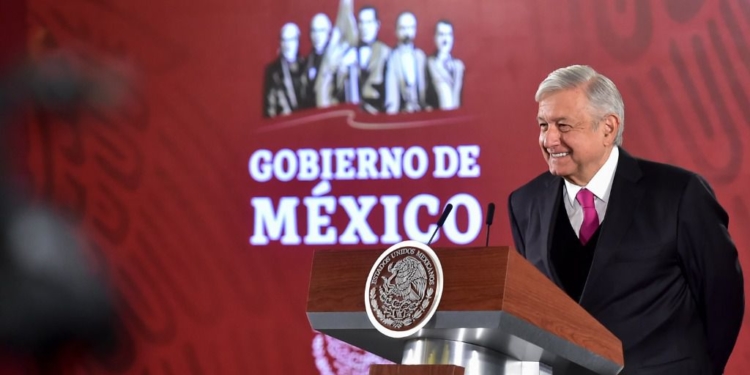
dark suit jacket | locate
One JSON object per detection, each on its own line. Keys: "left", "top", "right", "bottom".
{"left": 507, "top": 148, "right": 744, "bottom": 375}
{"left": 302, "top": 50, "right": 324, "bottom": 109}
{"left": 263, "top": 55, "right": 305, "bottom": 118}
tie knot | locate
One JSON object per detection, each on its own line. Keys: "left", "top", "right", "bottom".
{"left": 576, "top": 188, "right": 596, "bottom": 209}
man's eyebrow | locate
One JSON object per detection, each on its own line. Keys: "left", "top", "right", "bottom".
{"left": 537, "top": 116, "right": 568, "bottom": 123}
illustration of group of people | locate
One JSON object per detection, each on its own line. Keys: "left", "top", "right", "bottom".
{"left": 263, "top": 0, "right": 464, "bottom": 118}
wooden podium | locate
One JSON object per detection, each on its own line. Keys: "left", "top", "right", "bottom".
{"left": 306, "top": 246, "right": 624, "bottom": 375}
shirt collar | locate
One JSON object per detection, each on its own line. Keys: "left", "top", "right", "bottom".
{"left": 564, "top": 146, "right": 619, "bottom": 205}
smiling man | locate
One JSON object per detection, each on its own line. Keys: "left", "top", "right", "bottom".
{"left": 507, "top": 65, "right": 744, "bottom": 375}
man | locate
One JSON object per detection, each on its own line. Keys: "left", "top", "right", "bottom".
{"left": 346, "top": 6, "right": 390, "bottom": 113}
{"left": 263, "top": 23, "right": 305, "bottom": 118}
{"left": 426, "top": 19, "right": 464, "bottom": 110}
{"left": 507, "top": 65, "right": 744, "bottom": 374}
{"left": 317, "top": 5, "right": 391, "bottom": 113}
{"left": 384, "top": 12, "right": 427, "bottom": 114}
{"left": 302, "top": 13, "right": 332, "bottom": 109}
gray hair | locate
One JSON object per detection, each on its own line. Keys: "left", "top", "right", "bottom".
{"left": 535, "top": 65, "right": 625, "bottom": 146}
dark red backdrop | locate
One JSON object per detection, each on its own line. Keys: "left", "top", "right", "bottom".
{"left": 3, "top": 0, "right": 749, "bottom": 373}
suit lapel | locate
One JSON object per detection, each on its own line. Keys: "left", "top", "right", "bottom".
{"left": 417, "top": 50, "right": 427, "bottom": 105}
{"left": 453, "top": 62, "right": 464, "bottom": 106}
{"left": 579, "top": 148, "right": 644, "bottom": 306}
{"left": 367, "top": 43, "right": 382, "bottom": 74}
{"left": 541, "top": 175, "right": 564, "bottom": 287}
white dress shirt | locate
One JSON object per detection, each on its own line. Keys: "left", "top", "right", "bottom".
{"left": 398, "top": 45, "right": 417, "bottom": 86}
{"left": 359, "top": 45, "right": 372, "bottom": 69}
{"left": 563, "top": 147, "right": 620, "bottom": 238}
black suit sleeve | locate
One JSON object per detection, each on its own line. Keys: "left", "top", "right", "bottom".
{"left": 263, "top": 64, "right": 275, "bottom": 118}
{"left": 507, "top": 192, "right": 526, "bottom": 257}
{"left": 676, "top": 174, "right": 744, "bottom": 375}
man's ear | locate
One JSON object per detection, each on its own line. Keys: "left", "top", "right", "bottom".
{"left": 602, "top": 114, "right": 620, "bottom": 146}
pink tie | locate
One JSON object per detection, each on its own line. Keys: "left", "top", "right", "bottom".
{"left": 576, "top": 188, "right": 599, "bottom": 245}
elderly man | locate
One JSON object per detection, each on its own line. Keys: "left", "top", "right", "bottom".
{"left": 263, "top": 23, "right": 305, "bottom": 118}
{"left": 507, "top": 65, "right": 744, "bottom": 374}
{"left": 384, "top": 11, "right": 427, "bottom": 114}
{"left": 425, "top": 19, "right": 464, "bottom": 111}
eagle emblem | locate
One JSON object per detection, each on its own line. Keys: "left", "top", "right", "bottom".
{"left": 381, "top": 256, "right": 428, "bottom": 303}
{"left": 365, "top": 241, "right": 443, "bottom": 337}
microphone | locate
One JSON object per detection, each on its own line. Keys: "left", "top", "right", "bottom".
{"left": 427, "top": 203, "right": 453, "bottom": 245}
{"left": 485, "top": 202, "right": 495, "bottom": 247}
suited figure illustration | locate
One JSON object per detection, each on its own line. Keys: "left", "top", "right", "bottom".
{"left": 315, "top": 1, "right": 391, "bottom": 114}
{"left": 263, "top": 23, "right": 305, "bottom": 118}
{"left": 302, "top": 13, "right": 332, "bottom": 109}
{"left": 384, "top": 12, "right": 427, "bottom": 114}
{"left": 426, "top": 20, "right": 464, "bottom": 110}
{"left": 507, "top": 65, "right": 743, "bottom": 374}
{"left": 338, "top": 6, "right": 391, "bottom": 113}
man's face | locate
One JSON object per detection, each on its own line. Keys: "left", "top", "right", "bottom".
{"left": 537, "top": 88, "right": 615, "bottom": 186}
{"left": 435, "top": 22, "right": 453, "bottom": 54}
{"left": 358, "top": 9, "right": 379, "bottom": 44}
{"left": 280, "top": 24, "right": 299, "bottom": 61}
{"left": 396, "top": 13, "right": 417, "bottom": 44}
{"left": 310, "top": 14, "right": 331, "bottom": 53}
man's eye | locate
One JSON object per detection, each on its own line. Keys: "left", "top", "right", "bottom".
{"left": 559, "top": 124, "right": 572, "bottom": 132}
{"left": 539, "top": 123, "right": 548, "bottom": 129}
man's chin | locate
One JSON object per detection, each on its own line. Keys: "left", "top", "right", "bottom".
{"left": 547, "top": 164, "right": 569, "bottom": 177}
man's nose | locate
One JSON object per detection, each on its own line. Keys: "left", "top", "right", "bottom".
{"left": 543, "top": 126, "right": 560, "bottom": 147}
